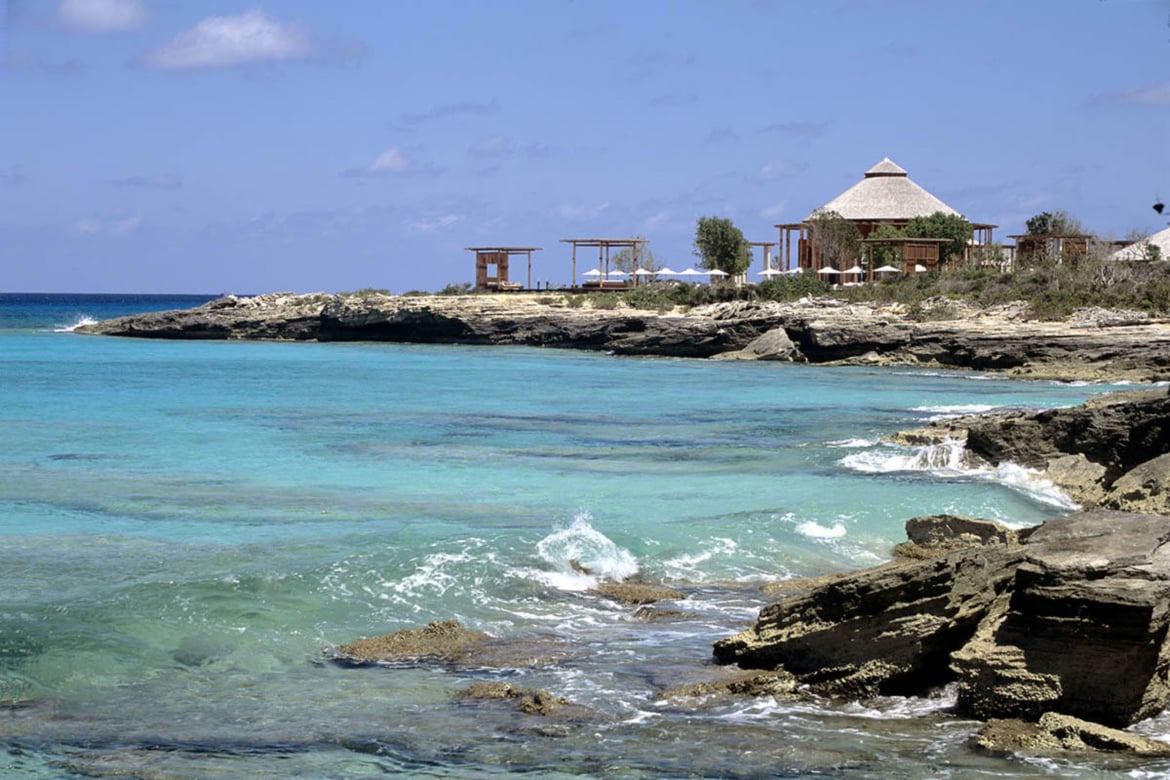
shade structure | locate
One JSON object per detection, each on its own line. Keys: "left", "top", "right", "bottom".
{"left": 607, "top": 270, "right": 629, "bottom": 278}
{"left": 707, "top": 269, "right": 729, "bottom": 277}
{"left": 873, "top": 265, "right": 901, "bottom": 274}
{"left": 679, "top": 268, "right": 705, "bottom": 277}
{"left": 783, "top": 267, "right": 804, "bottom": 275}
{"left": 656, "top": 267, "right": 680, "bottom": 276}
{"left": 817, "top": 266, "right": 841, "bottom": 275}
{"left": 634, "top": 268, "right": 658, "bottom": 276}
{"left": 758, "top": 268, "right": 783, "bottom": 277}
{"left": 914, "top": 264, "right": 928, "bottom": 273}
{"left": 582, "top": 268, "right": 602, "bottom": 277}
{"left": 843, "top": 265, "right": 865, "bottom": 275}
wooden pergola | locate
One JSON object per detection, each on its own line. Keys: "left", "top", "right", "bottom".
{"left": 466, "top": 246, "right": 541, "bottom": 291}
{"left": 861, "top": 237, "right": 949, "bottom": 280}
{"left": 560, "top": 237, "right": 648, "bottom": 289}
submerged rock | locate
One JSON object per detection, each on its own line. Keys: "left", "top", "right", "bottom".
{"left": 455, "top": 682, "right": 594, "bottom": 720}
{"left": 714, "top": 510, "right": 1170, "bottom": 728}
{"left": 595, "top": 581, "right": 685, "bottom": 605}
{"left": 331, "top": 620, "right": 580, "bottom": 669}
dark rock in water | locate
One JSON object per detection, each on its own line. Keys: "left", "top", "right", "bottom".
{"left": 974, "top": 713, "right": 1170, "bottom": 756}
{"left": 714, "top": 510, "right": 1170, "bottom": 728}
{"left": 894, "top": 514, "right": 1019, "bottom": 560}
{"left": 631, "top": 605, "right": 699, "bottom": 621}
{"left": 455, "top": 682, "right": 593, "bottom": 720}
{"left": 331, "top": 620, "right": 579, "bottom": 669}
{"left": 332, "top": 620, "right": 490, "bottom": 664}
{"left": 659, "top": 669, "right": 800, "bottom": 703}
{"left": 595, "top": 581, "right": 685, "bottom": 605}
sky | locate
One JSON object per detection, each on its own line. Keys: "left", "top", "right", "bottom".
{"left": 2, "top": 0, "right": 1168, "bottom": 294}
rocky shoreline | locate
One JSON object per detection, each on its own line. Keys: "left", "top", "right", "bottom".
{"left": 77, "top": 290, "right": 1170, "bottom": 382}
{"left": 81, "top": 291, "right": 1170, "bottom": 760}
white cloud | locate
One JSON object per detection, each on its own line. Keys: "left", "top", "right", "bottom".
{"left": 468, "top": 134, "right": 514, "bottom": 159}
{"left": 367, "top": 147, "right": 409, "bottom": 174}
{"left": 1093, "top": 80, "right": 1170, "bottom": 107}
{"left": 58, "top": 0, "right": 144, "bottom": 33}
{"left": 408, "top": 214, "right": 462, "bottom": 233}
{"left": 558, "top": 202, "right": 609, "bottom": 221}
{"left": 760, "top": 201, "right": 787, "bottom": 220}
{"left": 73, "top": 213, "right": 141, "bottom": 235}
{"left": 143, "top": 9, "right": 311, "bottom": 69}
{"left": 755, "top": 160, "right": 806, "bottom": 182}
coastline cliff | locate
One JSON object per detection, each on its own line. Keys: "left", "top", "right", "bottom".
{"left": 77, "top": 290, "right": 1170, "bottom": 383}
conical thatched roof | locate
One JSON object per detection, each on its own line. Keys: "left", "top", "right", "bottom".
{"left": 806, "top": 158, "right": 960, "bottom": 222}
{"left": 1110, "top": 225, "right": 1170, "bottom": 261}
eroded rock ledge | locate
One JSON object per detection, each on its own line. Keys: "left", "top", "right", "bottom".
{"left": 714, "top": 510, "right": 1170, "bottom": 730}
{"left": 77, "top": 292, "right": 1170, "bottom": 381}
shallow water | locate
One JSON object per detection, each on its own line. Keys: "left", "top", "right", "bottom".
{"left": 2, "top": 294, "right": 1166, "bottom": 778}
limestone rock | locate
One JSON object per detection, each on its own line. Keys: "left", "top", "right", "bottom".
{"left": 333, "top": 620, "right": 489, "bottom": 664}
{"left": 711, "top": 327, "right": 804, "bottom": 361}
{"left": 974, "top": 713, "right": 1170, "bottom": 757}
{"left": 1104, "top": 452, "right": 1170, "bottom": 515}
{"left": 715, "top": 510, "right": 1170, "bottom": 728}
{"left": 894, "top": 514, "right": 1018, "bottom": 559}
{"left": 595, "top": 581, "right": 685, "bottom": 605}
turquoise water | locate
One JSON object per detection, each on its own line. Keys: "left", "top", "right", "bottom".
{"left": 2, "top": 295, "right": 1167, "bottom": 778}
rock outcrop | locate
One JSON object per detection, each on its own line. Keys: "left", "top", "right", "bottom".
{"left": 974, "top": 713, "right": 1170, "bottom": 757}
{"left": 331, "top": 619, "right": 579, "bottom": 669}
{"left": 714, "top": 510, "right": 1170, "bottom": 728}
{"left": 891, "top": 389, "right": 1170, "bottom": 514}
{"left": 77, "top": 291, "right": 1170, "bottom": 381}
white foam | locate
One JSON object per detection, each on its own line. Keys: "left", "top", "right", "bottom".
{"left": 826, "top": 437, "right": 880, "bottom": 448}
{"left": 911, "top": 403, "right": 997, "bottom": 418}
{"left": 795, "top": 520, "right": 847, "bottom": 540}
{"left": 54, "top": 315, "right": 98, "bottom": 333}
{"left": 533, "top": 512, "right": 639, "bottom": 589}
{"left": 840, "top": 440, "right": 1078, "bottom": 509}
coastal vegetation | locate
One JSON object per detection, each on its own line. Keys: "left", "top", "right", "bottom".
{"left": 693, "top": 216, "right": 753, "bottom": 276}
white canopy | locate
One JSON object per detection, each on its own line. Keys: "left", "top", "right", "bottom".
{"left": 707, "top": 269, "right": 729, "bottom": 277}
{"left": 758, "top": 268, "right": 784, "bottom": 277}
{"left": 873, "top": 265, "right": 901, "bottom": 274}
{"left": 634, "top": 268, "right": 658, "bottom": 276}
{"left": 656, "top": 267, "right": 680, "bottom": 276}
{"left": 843, "top": 265, "right": 865, "bottom": 275}
{"left": 914, "top": 264, "right": 928, "bottom": 273}
{"left": 582, "top": 268, "right": 602, "bottom": 277}
{"left": 678, "top": 268, "right": 705, "bottom": 276}
{"left": 607, "top": 270, "right": 628, "bottom": 278}
{"left": 817, "top": 267, "right": 841, "bottom": 275}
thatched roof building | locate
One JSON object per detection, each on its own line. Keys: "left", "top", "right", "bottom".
{"left": 805, "top": 158, "right": 961, "bottom": 222}
{"left": 775, "top": 157, "right": 996, "bottom": 277}
{"left": 1110, "top": 226, "right": 1170, "bottom": 261}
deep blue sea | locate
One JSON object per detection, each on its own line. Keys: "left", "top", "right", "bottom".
{"left": 2, "top": 293, "right": 1168, "bottom": 779}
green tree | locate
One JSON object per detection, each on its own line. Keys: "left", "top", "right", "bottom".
{"left": 693, "top": 216, "right": 752, "bottom": 275}
{"left": 806, "top": 209, "right": 862, "bottom": 269}
{"left": 1026, "top": 210, "right": 1083, "bottom": 236}
{"left": 903, "top": 211, "right": 974, "bottom": 264}
{"left": 867, "top": 222, "right": 905, "bottom": 268}
{"left": 610, "top": 238, "right": 661, "bottom": 274}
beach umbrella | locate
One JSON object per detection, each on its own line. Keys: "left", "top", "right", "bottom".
{"left": 843, "top": 265, "right": 865, "bottom": 276}
{"left": 873, "top": 265, "right": 901, "bottom": 274}
{"left": 656, "top": 267, "right": 680, "bottom": 276}
{"left": 634, "top": 268, "right": 658, "bottom": 276}
{"left": 679, "top": 268, "right": 705, "bottom": 277}
{"left": 817, "top": 266, "right": 841, "bottom": 275}
{"left": 914, "top": 264, "right": 928, "bottom": 273}
{"left": 783, "top": 267, "right": 804, "bottom": 275}
{"left": 757, "top": 268, "right": 783, "bottom": 277}
{"left": 608, "top": 270, "right": 629, "bottom": 278}
{"left": 583, "top": 268, "right": 602, "bottom": 277}
{"left": 707, "top": 269, "right": 729, "bottom": 277}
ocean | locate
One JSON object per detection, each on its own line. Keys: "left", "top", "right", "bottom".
{"left": 2, "top": 293, "right": 1167, "bottom": 779}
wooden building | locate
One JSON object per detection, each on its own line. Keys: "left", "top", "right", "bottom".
{"left": 467, "top": 246, "right": 541, "bottom": 291}
{"left": 774, "top": 158, "right": 996, "bottom": 277}
{"left": 560, "top": 237, "right": 648, "bottom": 289}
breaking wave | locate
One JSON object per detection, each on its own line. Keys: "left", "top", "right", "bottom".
{"left": 840, "top": 439, "right": 1077, "bottom": 509}
{"left": 54, "top": 314, "right": 98, "bottom": 332}
{"left": 531, "top": 512, "right": 639, "bottom": 590}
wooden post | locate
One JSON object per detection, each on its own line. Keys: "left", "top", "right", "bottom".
{"left": 572, "top": 243, "right": 577, "bottom": 288}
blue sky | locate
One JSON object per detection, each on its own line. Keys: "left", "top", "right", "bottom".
{"left": 2, "top": 0, "right": 1168, "bottom": 294}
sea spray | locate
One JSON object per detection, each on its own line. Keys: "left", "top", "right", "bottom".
{"left": 533, "top": 512, "right": 638, "bottom": 588}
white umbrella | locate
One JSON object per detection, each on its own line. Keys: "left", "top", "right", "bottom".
{"left": 634, "top": 268, "right": 658, "bottom": 276}
{"left": 843, "top": 265, "right": 865, "bottom": 276}
{"left": 783, "top": 267, "right": 804, "bottom": 275}
{"left": 914, "top": 264, "right": 928, "bottom": 273}
{"left": 679, "top": 268, "right": 705, "bottom": 277}
{"left": 656, "top": 267, "right": 680, "bottom": 276}
{"left": 582, "top": 268, "right": 602, "bottom": 277}
{"left": 707, "top": 269, "right": 729, "bottom": 277}
{"left": 757, "top": 268, "right": 783, "bottom": 277}
{"left": 873, "top": 265, "right": 901, "bottom": 274}
{"left": 608, "top": 270, "right": 628, "bottom": 278}
{"left": 817, "top": 266, "right": 841, "bottom": 275}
